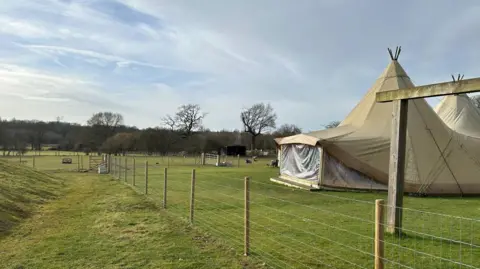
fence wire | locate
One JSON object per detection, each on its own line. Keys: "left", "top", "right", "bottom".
{"left": 109, "top": 156, "right": 480, "bottom": 268}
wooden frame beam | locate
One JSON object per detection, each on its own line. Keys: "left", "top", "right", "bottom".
{"left": 376, "top": 77, "right": 480, "bottom": 102}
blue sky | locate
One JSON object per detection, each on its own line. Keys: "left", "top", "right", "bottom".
{"left": 1, "top": 0, "right": 480, "bottom": 131}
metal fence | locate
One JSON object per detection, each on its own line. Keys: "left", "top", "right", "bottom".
{"left": 109, "top": 155, "right": 480, "bottom": 269}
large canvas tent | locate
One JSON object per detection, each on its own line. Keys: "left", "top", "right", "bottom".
{"left": 434, "top": 93, "right": 480, "bottom": 138}
{"left": 274, "top": 49, "right": 480, "bottom": 195}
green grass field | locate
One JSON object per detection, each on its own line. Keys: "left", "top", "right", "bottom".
{"left": 1, "top": 154, "right": 479, "bottom": 268}
{"left": 0, "top": 161, "right": 256, "bottom": 269}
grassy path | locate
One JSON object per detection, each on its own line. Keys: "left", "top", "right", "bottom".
{"left": 0, "top": 172, "right": 248, "bottom": 269}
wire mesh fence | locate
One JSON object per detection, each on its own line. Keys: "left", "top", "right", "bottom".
{"left": 9, "top": 152, "right": 477, "bottom": 269}
{"left": 107, "top": 155, "right": 480, "bottom": 269}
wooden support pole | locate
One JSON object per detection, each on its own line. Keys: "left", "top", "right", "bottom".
{"left": 124, "top": 158, "right": 128, "bottom": 182}
{"left": 190, "top": 169, "right": 196, "bottom": 224}
{"left": 132, "top": 158, "right": 136, "bottom": 186}
{"left": 244, "top": 176, "right": 250, "bottom": 256}
{"left": 237, "top": 154, "right": 240, "bottom": 168}
{"left": 88, "top": 154, "right": 91, "bottom": 170}
{"left": 163, "top": 167, "right": 168, "bottom": 209}
{"left": 375, "top": 199, "right": 385, "bottom": 269}
{"left": 387, "top": 99, "right": 408, "bottom": 235}
{"left": 145, "top": 161, "right": 148, "bottom": 195}
{"left": 32, "top": 155, "right": 36, "bottom": 168}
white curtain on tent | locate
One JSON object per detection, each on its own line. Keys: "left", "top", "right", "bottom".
{"left": 280, "top": 144, "right": 320, "bottom": 180}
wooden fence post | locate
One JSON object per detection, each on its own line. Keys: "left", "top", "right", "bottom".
{"left": 145, "top": 161, "right": 148, "bottom": 194}
{"left": 108, "top": 154, "right": 112, "bottom": 173}
{"left": 375, "top": 199, "right": 385, "bottom": 269}
{"left": 88, "top": 154, "right": 91, "bottom": 170}
{"left": 132, "top": 158, "right": 136, "bottom": 186}
{"left": 163, "top": 167, "right": 168, "bottom": 209}
{"left": 237, "top": 154, "right": 240, "bottom": 168}
{"left": 115, "top": 157, "right": 120, "bottom": 179}
{"left": 32, "top": 155, "right": 36, "bottom": 169}
{"left": 190, "top": 169, "right": 196, "bottom": 224}
{"left": 124, "top": 158, "right": 128, "bottom": 182}
{"left": 244, "top": 176, "right": 250, "bottom": 256}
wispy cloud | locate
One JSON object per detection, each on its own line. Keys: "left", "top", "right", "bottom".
{"left": 0, "top": 0, "right": 480, "bottom": 129}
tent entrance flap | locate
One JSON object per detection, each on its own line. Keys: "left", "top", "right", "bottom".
{"left": 280, "top": 144, "right": 321, "bottom": 181}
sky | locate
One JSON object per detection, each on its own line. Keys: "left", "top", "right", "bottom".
{"left": 1, "top": 0, "right": 480, "bottom": 132}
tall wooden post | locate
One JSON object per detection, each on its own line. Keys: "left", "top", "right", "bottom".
{"left": 108, "top": 154, "right": 112, "bottom": 173}
{"left": 244, "top": 176, "right": 250, "bottom": 256}
{"left": 32, "top": 155, "right": 36, "bottom": 168}
{"left": 190, "top": 169, "right": 196, "bottom": 224}
{"left": 375, "top": 199, "right": 385, "bottom": 269}
{"left": 163, "top": 167, "right": 168, "bottom": 209}
{"left": 237, "top": 154, "right": 240, "bottom": 168}
{"left": 145, "top": 161, "right": 148, "bottom": 194}
{"left": 387, "top": 99, "right": 408, "bottom": 235}
{"left": 124, "top": 158, "right": 128, "bottom": 182}
{"left": 132, "top": 158, "right": 136, "bottom": 186}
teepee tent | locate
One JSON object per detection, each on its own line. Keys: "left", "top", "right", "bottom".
{"left": 274, "top": 48, "right": 480, "bottom": 195}
{"left": 434, "top": 92, "right": 480, "bottom": 138}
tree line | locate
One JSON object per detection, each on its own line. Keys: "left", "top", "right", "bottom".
{"left": 0, "top": 102, "right": 340, "bottom": 156}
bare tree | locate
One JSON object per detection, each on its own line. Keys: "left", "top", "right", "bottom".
{"left": 161, "top": 114, "right": 177, "bottom": 131}
{"left": 87, "top": 112, "right": 124, "bottom": 130}
{"left": 324, "top": 120, "right": 340, "bottom": 129}
{"left": 273, "top": 123, "right": 302, "bottom": 138}
{"left": 162, "top": 104, "right": 207, "bottom": 137}
{"left": 87, "top": 112, "right": 124, "bottom": 152}
{"left": 240, "top": 103, "right": 277, "bottom": 150}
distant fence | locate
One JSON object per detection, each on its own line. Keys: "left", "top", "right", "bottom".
{"left": 0, "top": 151, "right": 266, "bottom": 172}
{"left": 109, "top": 156, "right": 479, "bottom": 269}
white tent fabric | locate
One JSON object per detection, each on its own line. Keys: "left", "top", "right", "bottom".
{"left": 276, "top": 58, "right": 480, "bottom": 195}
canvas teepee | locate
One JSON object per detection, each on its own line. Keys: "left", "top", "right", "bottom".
{"left": 275, "top": 47, "right": 480, "bottom": 195}
{"left": 434, "top": 86, "right": 480, "bottom": 138}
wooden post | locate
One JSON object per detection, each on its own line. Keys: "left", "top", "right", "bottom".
{"left": 124, "top": 158, "right": 128, "bottom": 182}
{"left": 387, "top": 99, "right": 408, "bottom": 235}
{"left": 375, "top": 199, "right": 385, "bottom": 269}
{"left": 190, "top": 169, "right": 196, "bottom": 224}
{"left": 116, "top": 157, "right": 120, "bottom": 180}
{"left": 244, "top": 176, "right": 250, "bottom": 256}
{"left": 81, "top": 155, "right": 84, "bottom": 170}
{"left": 132, "top": 158, "right": 136, "bottom": 186}
{"left": 108, "top": 154, "right": 111, "bottom": 173}
{"left": 145, "top": 161, "right": 148, "bottom": 194}
{"left": 163, "top": 167, "right": 168, "bottom": 209}
{"left": 237, "top": 154, "right": 240, "bottom": 168}
{"left": 32, "top": 155, "right": 36, "bottom": 168}
{"left": 216, "top": 154, "right": 220, "bottom": 166}
{"left": 88, "top": 154, "right": 91, "bottom": 170}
